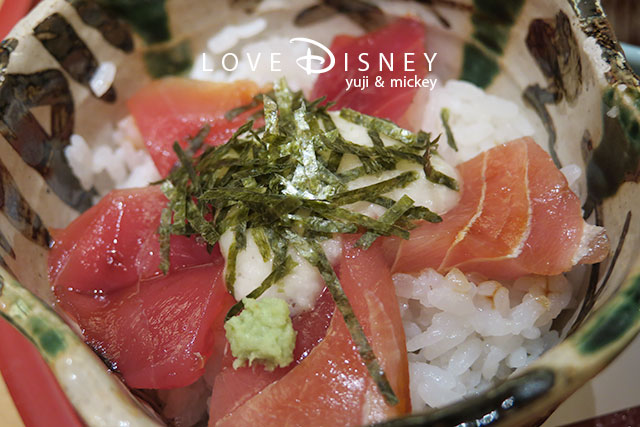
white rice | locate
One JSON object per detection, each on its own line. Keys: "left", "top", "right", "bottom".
{"left": 89, "top": 61, "right": 117, "bottom": 98}
{"left": 582, "top": 37, "right": 611, "bottom": 84}
{"left": 396, "top": 269, "right": 571, "bottom": 411}
{"left": 417, "top": 79, "right": 536, "bottom": 166}
{"left": 206, "top": 19, "right": 268, "bottom": 55}
{"left": 66, "top": 116, "right": 161, "bottom": 197}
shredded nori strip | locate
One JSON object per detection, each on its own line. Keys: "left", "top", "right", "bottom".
{"left": 357, "top": 195, "right": 415, "bottom": 249}
{"left": 328, "top": 171, "right": 417, "bottom": 206}
{"left": 250, "top": 227, "right": 272, "bottom": 262}
{"left": 225, "top": 255, "right": 297, "bottom": 320}
{"left": 224, "top": 90, "right": 274, "bottom": 121}
{"left": 224, "top": 240, "right": 239, "bottom": 294}
{"left": 157, "top": 78, "right": 456, "bottom": 406}
{"left": 184, "top": 124, "right": 211, "bottom": 158}
{"left": 339, "top": 108, "right": 416, "bottom": 144}
{"left": 282, "top": 230, "right": 399, "bottom": 406}
{"left": 423, "top": 148, "right": 459, "bottom": 191}
{"left": 440, "top": 108, "right": 458, "bottom": 152}
{"left": 158, "top": 206, "right": 172, "bottom": 274}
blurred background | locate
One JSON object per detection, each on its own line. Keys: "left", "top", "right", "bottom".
{"left": 0, "top": 0, "right": 638, "bottom": 44}
{"left": 1, "top": 0, "right": 637, "bottom": 71}
{"left": 601, "top": 0, "right": 639, "bottom": 45}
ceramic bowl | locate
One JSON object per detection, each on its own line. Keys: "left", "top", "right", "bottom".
{"left": 1, "top": 0, "right": 639, "bottom": 425}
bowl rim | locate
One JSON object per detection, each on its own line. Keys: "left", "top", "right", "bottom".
{"left": 1, "top": 0, "right": 640, "bottom": 425}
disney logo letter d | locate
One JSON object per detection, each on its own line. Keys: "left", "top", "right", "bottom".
{"left": 290, "top": 37, "right": 335, "bottom": 75}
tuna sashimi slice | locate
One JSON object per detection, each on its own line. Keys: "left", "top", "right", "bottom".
{"left": 57, "top": 263, "right": 235, "bottom": 389}
{"left": 441, "top": 140, "right": 531, "bottom": 269}
{"left": 49, "top": 187, "right": 221, "bottom": 294}
{"left": 128, "top": 79, "right": 262, "bottom": 176}
{"left": 491, "top": 140, "right": 593, "bottom": 276}
{"left": 391, "top": 147, "right": 487, "bottom": 273}
{"left": 311, "top": 17, "right": 427, "bottom": 123}
{"left": 207, "top": 289, "right": 335, "bottom": 425}
{"left": 211, "top": 237, "right": 410, "bottom": 426}
{"left": 51, "top": 186, "right": 234, "bottom": 389}
{"left": 392, "top": 137, "right": 608, "bottom": 280}
{"left": 49, "top": 187, "right": 167, "bottom": 294}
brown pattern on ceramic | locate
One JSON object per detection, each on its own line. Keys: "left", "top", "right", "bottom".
{"left": 0, "top": 160, "right": 50, "bottom": 248}
{"left": 0, "top": 69, "right": 95, "bottom": 212}
{"left": 295, "top": 0, "right": 388, "bottom": 31}
{"left": 65, "top": 0, "right": 134, "bottom": 52}
{"left": 523, "top": 10, "right": 583, "bottom": 167}
{"left": 34, "top": 12, "right": 117, "bottom": 102}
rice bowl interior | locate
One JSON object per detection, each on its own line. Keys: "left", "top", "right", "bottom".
{"left": 1, "top": 1, "right": 639, "bottom": 426}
